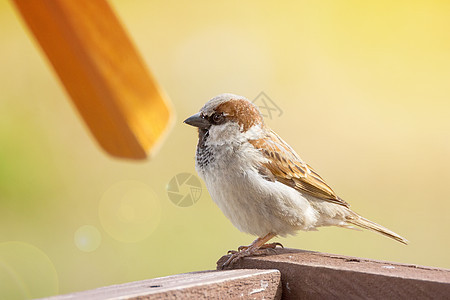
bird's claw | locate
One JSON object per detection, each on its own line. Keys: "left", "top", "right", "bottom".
{"left": 238, "top": 245, "right": 249, "bottom": 252}
{"left": 227, "top": 245, "right": 250, "bottom": 254}
{"left": 262, "top": 242, "right": 283, "bottom": 249}
{"left": 221, "top": 251, "right": 246, "bottom": 269}
{"left": 221, "top": 242, "right": 284, "bottom": 269}
{"left": 227, "top": 242, "right": 283, "bottom": 255}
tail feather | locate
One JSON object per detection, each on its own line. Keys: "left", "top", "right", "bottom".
{"left": 346, "top": 212, "right": 408, "bottom": 245}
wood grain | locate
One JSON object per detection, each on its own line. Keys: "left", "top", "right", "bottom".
{"left": 13, "top": 0, "right": 172, "bottom": 159}
{"left": 217, "top": 248, "right": 450, "bottom": 299}
{"left": 43, "top": 269, "right": 282, "bottom": 300}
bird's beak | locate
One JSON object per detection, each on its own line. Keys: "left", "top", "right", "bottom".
{"left": 183, "top": 112, "right": 210, "bottom": 129}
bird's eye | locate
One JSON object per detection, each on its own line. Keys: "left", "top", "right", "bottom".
{"left": 211, "top": 113, "right": 224, "bottom": 124}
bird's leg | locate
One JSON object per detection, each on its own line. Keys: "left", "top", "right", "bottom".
{"left": 222, "top": 232, "right": 279, "bottom": 269}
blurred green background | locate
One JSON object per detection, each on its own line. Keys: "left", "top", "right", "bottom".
{"left": 1, "top": 0, "right": 450, "bottom": 298}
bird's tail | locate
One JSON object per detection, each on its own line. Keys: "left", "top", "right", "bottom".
{"left": 346, "top": 212, "right": 408, "bottom": 245}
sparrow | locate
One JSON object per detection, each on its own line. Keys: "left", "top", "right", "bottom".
{"left": 184, "top": 93, "right": 408, "bottom": 268}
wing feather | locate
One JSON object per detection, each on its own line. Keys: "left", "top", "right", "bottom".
{"left": 249, "top": 129, "right": 349, "bottom": 208}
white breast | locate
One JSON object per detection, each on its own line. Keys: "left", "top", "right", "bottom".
{"left": 196, "top": 128, "right": 319, "bottom": 237}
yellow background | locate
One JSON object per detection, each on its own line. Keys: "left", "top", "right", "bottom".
{"left": 1, "top": 0, "right": 449, "bottom": 298}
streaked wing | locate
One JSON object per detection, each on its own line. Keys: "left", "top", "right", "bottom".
{"left": 249, "top": 129, "right": 349, "bottom": 208}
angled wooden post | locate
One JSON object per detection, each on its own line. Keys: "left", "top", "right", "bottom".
{"left": 12, "top": 0, "right": 173, "bottom": 159}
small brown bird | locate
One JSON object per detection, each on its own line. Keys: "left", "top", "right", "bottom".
{"left": 184, "top": 93, "right": 408, "bottom": 268}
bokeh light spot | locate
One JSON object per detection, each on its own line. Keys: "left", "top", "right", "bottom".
{"left": 99, "top": 180, "right": 161, "bottom": 243}
{"left": 74, "top": 225, "right": 102, "bottom": 252}
{"left": 0, "top": 242, "right": 58, "bottom": 299}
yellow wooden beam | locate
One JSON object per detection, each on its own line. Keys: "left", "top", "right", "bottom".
{"left": 12, "top": 0, "right": 173, "bottom": 159}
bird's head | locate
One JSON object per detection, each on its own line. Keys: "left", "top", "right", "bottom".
{"left": 184, "top": 93, "right": 265, "bottom": 145}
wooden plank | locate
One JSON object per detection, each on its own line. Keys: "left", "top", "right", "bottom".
{"left": 217, "top": 248, "right": 450, "bottom": 299}
{"left": 12, "top": 0, "right": 173, "bottom": 159}
{"left": 43, "top": 269, "right": 282, "bottom": 300}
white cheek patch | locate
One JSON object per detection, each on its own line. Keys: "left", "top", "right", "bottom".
{"left": 206, "top": 122, "right": 243, "bottom": 146}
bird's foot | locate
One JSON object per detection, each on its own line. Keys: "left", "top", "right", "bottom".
{"left": 227, "top": 242, "right": 283, "bottom": 254}
{"left": 222, "top": 247, "right": 261, "bottom": 269}
{"left": 222, "top": 237, "right": 283, "bottom": 269}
